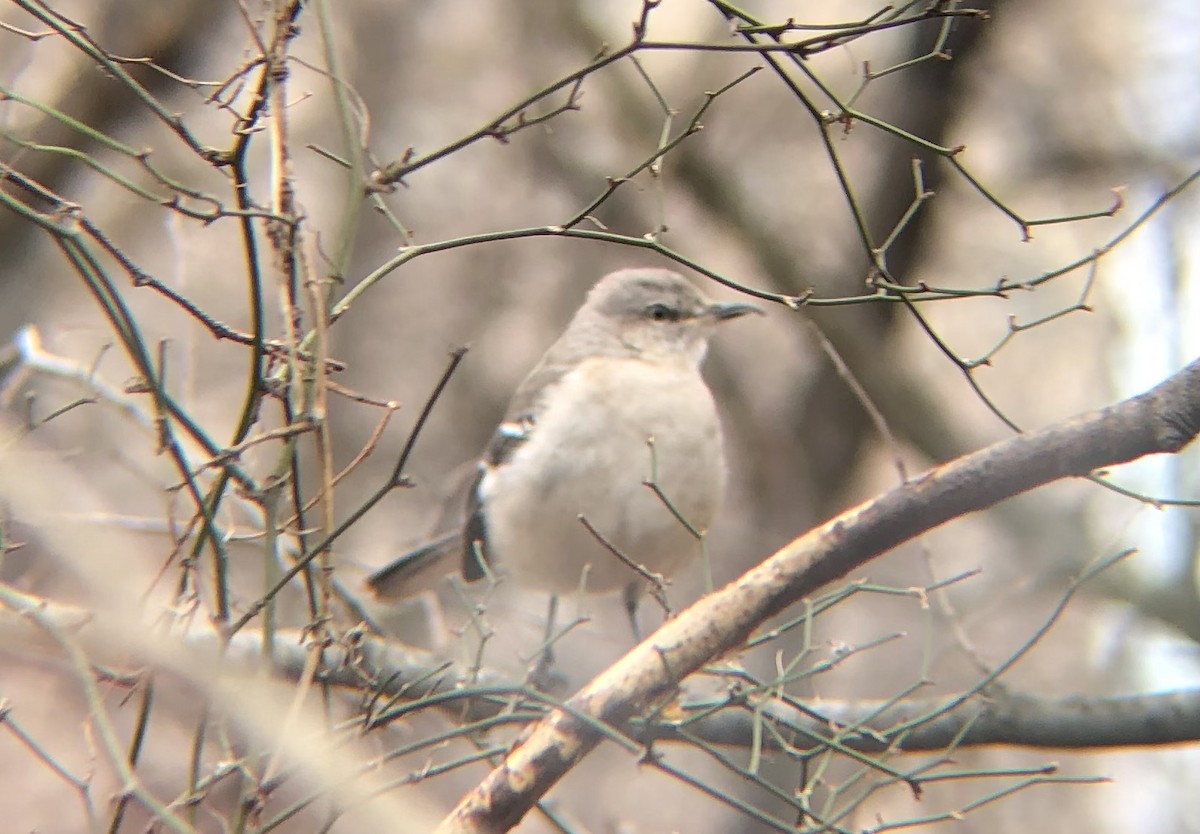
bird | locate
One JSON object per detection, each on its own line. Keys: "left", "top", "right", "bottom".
{"left": 366, "top": 267, "right": 761, "bottom": 639}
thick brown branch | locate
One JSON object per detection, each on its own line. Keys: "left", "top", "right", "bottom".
{"left": 6, "top": 608, "right": 1196, "bottom": 757}
{"left": 235, "top": 627, "right": 1200, "bottom": 753}
{"left": 437, "top": 358, "right": 1200, "bottom": 833}
{"left": 665, "top": 689, "right": 1200, "bottom": 753}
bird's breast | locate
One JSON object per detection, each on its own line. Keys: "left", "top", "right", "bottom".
{"left": 479, "top": 356, "right": 726, "bottom": 593}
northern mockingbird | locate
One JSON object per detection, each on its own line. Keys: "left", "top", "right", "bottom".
{"left": 366, "top": 267, "right": 760, "bottom": 635}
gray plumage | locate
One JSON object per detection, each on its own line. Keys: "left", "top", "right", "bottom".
{"left": 366, "top": 267, "right": 760, "bottom": 606}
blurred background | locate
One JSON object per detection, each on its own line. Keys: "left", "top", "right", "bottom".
{"left": 1, "top": 1, "right": 1199, "bottom": 832}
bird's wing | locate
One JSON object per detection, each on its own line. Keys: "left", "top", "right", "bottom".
{"left": 462, "top": 350, "right": 581, "bottom": 580}
{"left": 370, "top": 345, "right": 586, "bottom": 594}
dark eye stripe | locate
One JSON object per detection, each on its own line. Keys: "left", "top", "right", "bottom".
{"left": 646, "top": 303, "right": 681, "bottom": 322}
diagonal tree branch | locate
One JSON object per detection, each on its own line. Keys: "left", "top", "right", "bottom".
{"left": 436, "top": 357, "right": 1200, "bottom": 833}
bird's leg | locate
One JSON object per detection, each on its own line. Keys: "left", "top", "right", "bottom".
{"left": 623, "top": 582, "right": 642, "bottom": 642}
{"left": 532, "top": 593, "right": 559, "bottom": 681}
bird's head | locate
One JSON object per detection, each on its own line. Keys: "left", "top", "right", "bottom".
{"left": 579, "top": 268, "right": 761, "bottom": 365}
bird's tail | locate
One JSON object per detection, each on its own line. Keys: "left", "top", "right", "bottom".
{"left": 364, "top": 531, "right": 463, "bottom": 600}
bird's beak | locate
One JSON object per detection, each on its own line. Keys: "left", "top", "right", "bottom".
{"left": 707, "top": 300, "right": 764, "bottom": 321}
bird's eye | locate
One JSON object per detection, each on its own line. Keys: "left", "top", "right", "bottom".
{"left": 646, "top": 303, "right": 679, "bottom": 322}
